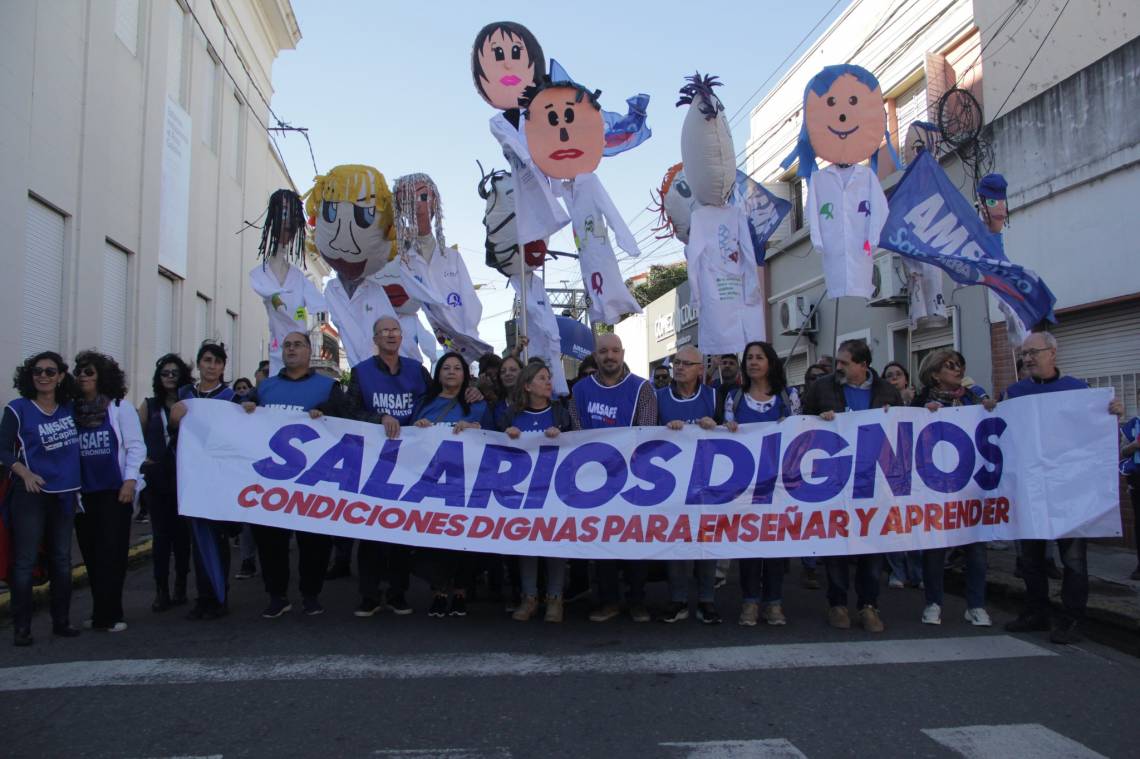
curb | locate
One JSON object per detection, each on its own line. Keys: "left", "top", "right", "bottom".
{"left": 0, "top": 538, "right": 153, "bottom": 621}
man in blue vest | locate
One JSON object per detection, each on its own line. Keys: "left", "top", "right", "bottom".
{"left": 242, "top": 331, "right": 345, "bottom": 618}
{"left": 572, "top": 333, "right": 658, "bottom": 622}
{"left": 1002, "top": 331, "right": 1124, "bottom": 644}
{"left": 657, "top": 345, "right": 720, "bottom": 624}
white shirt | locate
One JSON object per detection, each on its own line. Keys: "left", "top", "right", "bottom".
{"left": 402, "top": 237, "right": 492, "bottom": 363}
{"left": 807, "top": 163, "right": 888, "bottom": 299}
{"left": 489, "top": 113, "right": 569, "bottom": 243}
{"left": 249, "top": 263, "right": 327, "bottom": 374}
{"left": 510, "top": 271, "right": 569, "bottom": 396}
{"left": 323, "top": 276, "right": 398, "bottom": 368}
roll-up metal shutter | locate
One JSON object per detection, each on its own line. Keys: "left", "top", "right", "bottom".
{"left": 23, "top": 198, "right": 65, "bottom": 356}
{"left": 155, "top": 273, "right": 175, "bottom": 358}
{"left": 1053, "top": 303, "right": 1140, "bottom": 416}
{"left": 103, "top": 243, "right": 130, "bottom": 366}
{"left": 783, "top": 351, "right": 808, "bottom": 387}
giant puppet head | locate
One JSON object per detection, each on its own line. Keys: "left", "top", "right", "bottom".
{"left": 258, "top": 189, "right": 306, "bottom": 264}
{"left": 676, "top": 73, "right": 736, "bottom": 207}
{"left": 471, "top": 21, "right": 546, "bottom": 112}
{"left": 479, "top": 167, "right": 525, "bottom": 277}
{"left": 522, "top": 77, "right": 605, "bottom": 180}
{"left": 304, "top": 165, "right": 395, "bottom": 282}
{"left": 977, "top": 173, "right": 1008, "bottom": 233}
{"left": 784, "top": 64, "right": 895, "bottom": 178}
{"left": 653, "top": 163, "right": 697, "bottom": 243}
{"left": 393, "top": 173, "right": 445, "bottom": 253}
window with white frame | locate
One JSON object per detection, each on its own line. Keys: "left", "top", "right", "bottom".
{"left": 155, "top": 271, "right": 177, "bottom": 359}
{"left": 23, "top": 197, "right": 66, "bottom": 356}
{"left": 195, "top": 33, "right": 220, "bottom": 151}
{"left": 226, "top": 89, "right": 245, "bottom": 181}
{"left": 166, "top": 1, "right": 188, "bottom": 106}
{"left": 195, "top": 294, "right": 211, "bottom": 349}
{"left": 102, "top": 242, "right": 131, "bottom": 366}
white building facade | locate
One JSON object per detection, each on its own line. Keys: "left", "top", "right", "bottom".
{"left": 1, "top": 0, "right": 309, "bottom": 404}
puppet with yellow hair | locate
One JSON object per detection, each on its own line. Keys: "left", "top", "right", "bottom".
{"left": 304, "top": 164, "right": 407, "bottom": 366}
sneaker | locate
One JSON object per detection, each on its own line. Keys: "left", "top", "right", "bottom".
{"left": 661, "top": 602, "right": 690, "bottom": 624}
{"left": 82, "top": 619, "right": 94, "bottom": 630}
{"left": 325, "top": 562, "right": 351, "bottom": 581}
{"left": 428, "top": 595, "right": 448, "bottom": 618}
{"left": 1004, "top": 612, "right": 1050, "bottom": 632}
{"left": 52, "top": 624, "right": 81, "bottom": 638}
{"left": 354, "top": 598, "right": 382, "bottom": 618}
{"left": 1050, "top": 618, "right": 1082, "bottom": 645}
{"left": 13, "top": 629, "right": 33, "bottom": 647}
{"left": 828, "top": 606, "right": 851, "bottom": 629}
{"left": 201, "top": 604, "right": 229, "bottom": 621}
{"left": 764, "top": 603, "right": 787, "bottom": 626}
{"left": 964, "top": 607, "right": 992, "bottom": 627}
{"left": 448, "top": 595, "right": 468, "bottom": 617}
{"left": 235, "top": 559, "right": 257, "bottom": 580}
{"left": 512, "top": 595, "right": 539, "bottom": 621}
{"left": 544, "top": 596, "right": 564, "bottom": 623}
{"left": 303, "top": 597, "right": 324, "bottom": 616}
{"left": 589, "top": 603, "right": 621, "bottom": 622}
{"left": 134, "top": 512, "right": 149, "bottom": 524}
{"left": 106, "top": 622, "right": 128, "bottom": 633}
{"left": 888, "top": 576, "right": 905, "bottom": 589}
{"left": 696, "top": 603, "right": 722, "bottom": 625}
{"left": 261, "top": 597, "right": 292, "bottom": 619}
{"left": 859, "top": 605, "right": 885, "bottom": 633}
{"left": 738, "top": 601, "right": 759, "bottom": 627}
{"left": 921, "top": 603, "right": 942, "bottom": 625}
{"left": 801, "top": 567, "right": 821, "bottom": 590}
{"left": 385, "top": 592, "right": 413, "bottom": 616}
{"left": 630, "top": 603, "right": 651, "bottom": 623}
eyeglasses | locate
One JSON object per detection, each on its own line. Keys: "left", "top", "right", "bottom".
{"left": 1017, "top": 347, "right": 1053, "bottom": 359}
{"left": 31, "top": 367, "right": 59, "bottom": 378}
{"left": 376, "top": 328, "right": 401, "bottom": 336}
{"left": 74, "top": 366, "right": 96, "bottom": 377}
{"left": 940, "top": 360, "right": 963, "bottom": 371}
{"left": 673, "top": 360, "right": 702, "bottom": 368}
{"left": 159, "top": 369, "right": 180, "bottom": 378}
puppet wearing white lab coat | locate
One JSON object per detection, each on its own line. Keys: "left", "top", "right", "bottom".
{"left": 249, "top": 262, "right": 326, "bottom": 374}
{"left": 510, "top": 271, "right": 569, "bottom": 396}
{"left": 556, "top": 173, "right": 643, "bottom": 324}
{"left": 807, "top": 163, "right": 888, "bottom": 299}
{"left": 403, "top": 237, "right": 493, "bottom": 364}
{"left": 323, "top": 275, "right": 397, "bottom": 368}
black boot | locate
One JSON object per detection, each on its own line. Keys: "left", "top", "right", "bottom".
{"left": 171, "top": 574, "right": 188, "bottom": 606}
{"left": 152, "top": 583, "right": 172, "bottom": 613}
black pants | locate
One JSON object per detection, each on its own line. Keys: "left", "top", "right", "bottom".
{"left": 357, "top": 540, "right": 411, "bottom": 602}
{"left": 1020, "top": 538, "right": 1087, "bottom": 621}
{"left": 1129, "top": 471, "right": 1140, "bottom": 564}
{"left": 597, "top": 560, "right": 648, "bottom": 605}
{"left": 146, "top": 487, "right": 190, "bottom": 588}
{"left": 331, "top": 536, "right": 354, "bottom": 568}
{"left": 252, "top": 525, "right": 332, "bottom": 600}
{"left": 191, "top": 518, "right": 231, "bottom": 608}
{"left": 428, "top": 549, "right": 475, "bottom": 594}
{"left": 74, "top": 490, "right": 132, "bottom": 627}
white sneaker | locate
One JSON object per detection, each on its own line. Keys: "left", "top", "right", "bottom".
{"left": 921, "top": 603, "right": 942, "bottom": 625}
{"left": 107, "top": 622, "right": 128, "bottom": 633}
{"left": 964, "top": 607, "right": 992, "bottom": 627}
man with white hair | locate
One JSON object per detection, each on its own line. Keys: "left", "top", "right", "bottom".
{"left": 1001, "top": 331, "right": 1124, "bottom": 644}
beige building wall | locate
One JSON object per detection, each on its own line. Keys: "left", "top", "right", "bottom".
{"left": 0, "top": 0, "right": 304, "bottom": 405}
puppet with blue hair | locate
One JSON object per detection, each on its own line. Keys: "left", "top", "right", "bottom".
{"left": 782, "top": 64, "right": 897, "bottom": 300}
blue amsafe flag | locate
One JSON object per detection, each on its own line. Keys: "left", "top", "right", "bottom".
{"left": 732, "top": 172, "right": 792, "bottom": 265}
{"left": 557, "top": 316, "right": 595, "bottom": 360}
{"left": 880, "top": 151, "right": 1056, "bottom": 329}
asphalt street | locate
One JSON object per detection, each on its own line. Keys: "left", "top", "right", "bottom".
{"left": 2, "top": 547, "right": 1138, "bottom": 759}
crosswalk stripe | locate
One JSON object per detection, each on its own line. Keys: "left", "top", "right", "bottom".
{"left": 371, "top": 750, "right": 511, "bottom": 758}
{"left": 660, "top": 739, "right": 809, "bottom": 758}
{"left": 922, "top": 724, "right": 1110, "bottom": 759}
{"left": 0, "top": 635, "right": 1053, "bottom": 692}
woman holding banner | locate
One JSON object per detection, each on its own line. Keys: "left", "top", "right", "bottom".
{"left": 913, "top": 348, "right": 995, "bottom": 627}
{"left": 502, "top": 362, "right": 577, "bottom": 623}
{"left": 414, "top": 352, "right": 487, "bottom": 618}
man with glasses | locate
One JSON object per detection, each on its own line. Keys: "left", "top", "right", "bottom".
{"left": 652, "top": 364, "right": 671, "bottom": 389}
{"left": 657, "top": 346, "right": 721, "bottom": 624}
{"left": 1001, "top": 331, "right": 1124, "bottom": 644}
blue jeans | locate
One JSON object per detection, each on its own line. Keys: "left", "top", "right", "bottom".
{"left": 886, "top": 551, "right": 923, "bottom": 585}
{"left": 825, "top": 554, "right": 882, "bottom": 608}
{"left": 520, "top": 556, "right": 566, "bottom": 598}
{"left": 667, "top": 560, "right": 716, "bottom": 603}
{"left": 8, "top": 484, "right": 76, "bottom": 632}
{"left": 1020, "top": 538, "right": 1087, "bottom": 621}
{"left": 924, "top": 543, "right": 986, "bottom": 608}
{"left": 739, "top": 558, "right": 784, "bottom": 604}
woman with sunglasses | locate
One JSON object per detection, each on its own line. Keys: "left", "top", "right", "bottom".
{"left": 913, "top": 348, "right": 996, "bottom": 627}
{"left": 1, "top": 352, "right": 81, "bottom": 645}
{"left": 137, "top": 353, "right": 194, "bottom": 612}
{"left": 71, "top": 351, "right": 145, "bottom": 633}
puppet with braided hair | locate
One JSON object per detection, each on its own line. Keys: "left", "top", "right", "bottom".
{"left": 249, "top": 189, "right": 327, "bottom": 374}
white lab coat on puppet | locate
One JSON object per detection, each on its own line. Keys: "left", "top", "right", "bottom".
{"left": 555, "top": 173, "right": 643, "bottom": 324}
{"left": 249, "top": 262, "right": 327, "bottom": 375}
{"left": 489, "top": 114, "right": 569, "bottom": 244}
{"left": 323, "top": 276, "right": 397, "bottom": 368}
{"left": 685, "top": 204, "right": 766, "bottom": 356}
{"left": 402, "top": 236, "right": 493, "bottom": 364}
{"left": 509, "top": 271, "right": 569, "bottom": 397}
{"left": 375, "top": 252, "right": 449, "bottom": 364}
{"left": 900, "top": 257, "right": 947, "bottom": 328}
{"left": 807, "top": 164, "right": 888, "bottom": 299}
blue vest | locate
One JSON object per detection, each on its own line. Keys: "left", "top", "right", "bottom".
{"left": 511, "top": 407, "right": 555, "bottom": 433}
{"left": 353, "top": 356, "right": 427, "bottom": 425}
{"left": 731, "top": 391, "right": 789, "bottom": 423}
{"left": 573, "top": 374, "right": 646, "bottom": 429}
{"left": 414, "top": 397, "right": 487, "bottom": 425}
{"left": 1003, "top": 373, "right": 1088, "bottom": 399}
{"left": 78, "top": 413, "right": 123, "bottom": 493}
{"left": 843, "top": 385, "right": 872, "bottom": 412}
{"left": 257, "top": 372, "right": 335, "bottom": 412}
{"left": 178, "top": 383, "right": 236, "bottom": 402}
{"left": 7, "top": 399, "right": 80, "bottom": 493}
{"left": 656, "top": 385, "right": 716, "bottom": 424}
{"left": 142, "top": 398, "right": 170, "bottom": 462}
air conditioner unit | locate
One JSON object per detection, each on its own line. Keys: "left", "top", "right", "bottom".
{"left": 870, "top": 254, "right": 908, "bottom": 306}
{"left": 779, "top": 295, "right": 817, "bottom": 336}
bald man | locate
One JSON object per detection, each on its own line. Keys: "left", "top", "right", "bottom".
{"left": 570, "top": 333, "right": 657, "bottom": 623}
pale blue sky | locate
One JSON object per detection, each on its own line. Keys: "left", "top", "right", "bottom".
{"left": 270, "top": 1, "right": 849, "bottom": 352}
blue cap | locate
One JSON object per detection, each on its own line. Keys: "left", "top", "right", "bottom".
{"left": 977, "top": 173, "right": 1007, "bottom": 200}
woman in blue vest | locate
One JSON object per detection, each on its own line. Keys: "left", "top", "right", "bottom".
{"left": 413, "top": 352, "right": 486, "bottom": 618}
{"left": 1, "top": 352, "right": 82, "bottom": 646}
{"left": 71, "top": 350, "right": 145, "bottom": 633}
{"left": 137, "top": 353, "right": 193, "bottom": 612}
{"left": 491, "top": 355, "right": 523, "bottom": 430}
{"left": 913, "top": 348, "right": 996, "bottom": 628}
{"left": 169, "top": 341, "right": 237, "bottom": 620}
{"left": 502, "top": 362, "right": 576, "bottom": 623}
{"left": 721, "top": 341, "right": 800, "bottom": 628}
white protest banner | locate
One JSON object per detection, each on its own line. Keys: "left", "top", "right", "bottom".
{"left": 176, "top": 390, "right": 1121, "bottom": 559}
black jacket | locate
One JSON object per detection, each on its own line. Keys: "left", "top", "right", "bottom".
{"left": 800, "top": 371, "right": 903, "bottom": 415}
